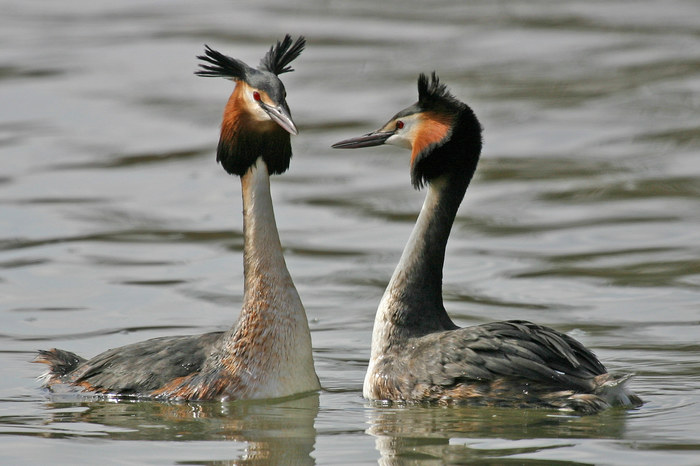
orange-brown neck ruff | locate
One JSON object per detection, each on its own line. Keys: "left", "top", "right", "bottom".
{"left": 410, "top": 112, "right": 453, "bottom": 167}
{"left": 218, "top": 83, "right": 292, "bottom": 176}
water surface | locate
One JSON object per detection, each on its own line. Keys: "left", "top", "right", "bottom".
{"left": 2, "top": 0, "right": 700, "bottom": 463}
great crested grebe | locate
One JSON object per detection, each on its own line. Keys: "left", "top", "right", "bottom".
{"left": 332, "top": 73, "right": 641, "bottom": 414}
{"left": 36, "top": 35, "right": 320, "bottom": 400}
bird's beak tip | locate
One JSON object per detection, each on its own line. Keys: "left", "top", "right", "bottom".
{"left": 331, "top": 131, "right": 393, "bottom": 149}
{"left": 261, "top": 103, "right": 298, "bottom": 135}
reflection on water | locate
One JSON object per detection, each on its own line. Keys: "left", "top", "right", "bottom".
{"left": 1, "top": 0, "right": 700, "bottom": 464}
{"left": 367, "top": 404, "right": 629, "bottom": 464}
{"left": 41, "top": 395, "right": 319, "bottom": 464}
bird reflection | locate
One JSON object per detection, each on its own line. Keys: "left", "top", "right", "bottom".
{"left": 40, "top": 393, "right": 319, "bottom": 464}
{"left": 365, "top": 403, "right": 629, "bottom": 464}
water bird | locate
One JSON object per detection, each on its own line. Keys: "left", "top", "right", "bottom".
{"left": 36, "top": 35, "right": 320, "bottom": 400}
{"left": 332, "top": 73, "right": 641, "bottom": 414}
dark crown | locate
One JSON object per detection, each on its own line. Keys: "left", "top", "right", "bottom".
{"left": 417, "top": 72, "right": 463, "bottom": 112}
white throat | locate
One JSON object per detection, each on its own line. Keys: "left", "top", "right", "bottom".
{"left": 232, "top": 159, "right": 319, "bottom": 398}
{"left": 363, "top": 182, "right": 444, "bottom": 398}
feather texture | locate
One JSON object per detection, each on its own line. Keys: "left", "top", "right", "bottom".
{"left": 259, "top": 35, "right": 306, "bottom": 76}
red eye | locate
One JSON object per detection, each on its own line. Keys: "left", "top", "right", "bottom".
{"left": 396, "top": 120, "right": 404, "bottom": 129}
{"left": 253, "top": 91, "right": 261, "bottom": 101}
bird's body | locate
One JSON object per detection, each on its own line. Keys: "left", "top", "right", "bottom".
{"left": 36, "top": 36, "right": 320, "bottom": 401}
{"left": 333, "top": 73, "right": 641, "bottom": 414}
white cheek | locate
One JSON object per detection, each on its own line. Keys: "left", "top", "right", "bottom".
{"left": 243, "top": 93, "right": 271, "bottom": 122}
{"left": 386, "top": 132, "right": 413, "bottom": 150}
{"left": 252, "top": 105, "right": 270, "bottom": 122}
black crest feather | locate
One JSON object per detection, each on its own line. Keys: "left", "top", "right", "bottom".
{"left": 259, "top": 35, "right": 306, "bottom": 75}
{"left": 417, "top": 72, "right": 462, "bottom": 110}
{"left": 196, "top": 45, "right": 248, "bottom": 80}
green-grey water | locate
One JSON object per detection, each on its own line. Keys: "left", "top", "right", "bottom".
{"left": 2, "top": 0, "right": 700, "bottom": 463}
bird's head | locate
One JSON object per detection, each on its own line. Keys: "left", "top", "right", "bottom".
{"left": 197, "top": 35, "right": 305, "bottom": 176}
{"left": 332, "top": 72, "right": 482, "bottom": 189}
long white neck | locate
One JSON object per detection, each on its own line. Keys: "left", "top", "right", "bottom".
{"left": 364, "top": 176, "right": 465, "bottom": 398}
{"left": 223, "top": 159, "right": 319, "bottom": 398}
{"left": 369, "top": 175, "right": 465, "bottom": 360}
{"left": 241, "top": 159, "right": 293, "bottom": 297}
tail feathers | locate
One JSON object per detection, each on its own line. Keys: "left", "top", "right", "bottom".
{"left": 593, "top": 373, "right": 643, "bottom": 408}
{"left": 543, "top": 373, "right": 642, "bottom": 414}
{"left": 35, "top": 349, "right": 85, "bottom": 381}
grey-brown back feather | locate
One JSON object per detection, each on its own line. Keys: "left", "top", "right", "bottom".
{"left": 60, "top": 332, "right": 223, "bottom": 394}
{"left": 402, "top": 321, "right": 606, "bottom": 392}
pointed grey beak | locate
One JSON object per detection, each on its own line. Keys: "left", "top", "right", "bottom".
{"left": 260, "top": 101, "right": 298, "bottom": 135}
{"left": 331, "top": 130, "right": 394, "bottom": 149}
